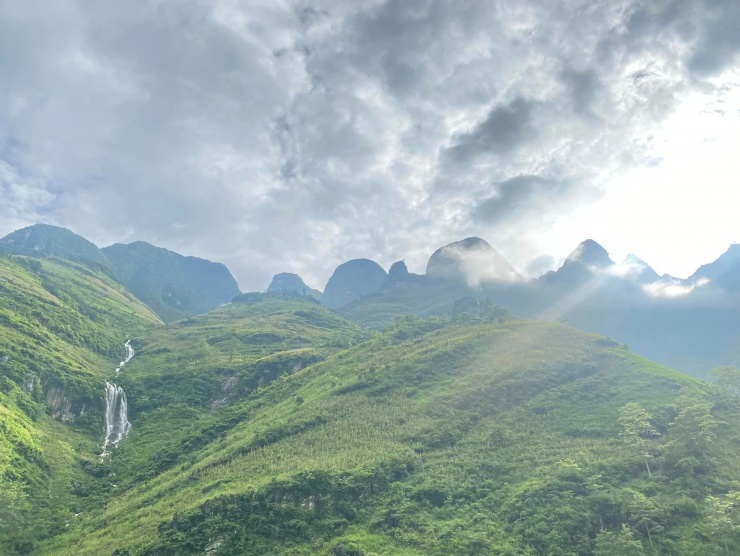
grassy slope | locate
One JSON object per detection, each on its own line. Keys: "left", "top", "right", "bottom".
{"left": 39, "top": 306, "right": 740, "bottom": 555}
{"left": 0, "top": 255, "right": 161, "bottom": 554}
{"left": 339, "top": 281, "right": 475, "bottom": 329}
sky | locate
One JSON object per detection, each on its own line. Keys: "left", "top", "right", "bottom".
{"left": 1, "top": 0, "right": 739, "bottom": 291}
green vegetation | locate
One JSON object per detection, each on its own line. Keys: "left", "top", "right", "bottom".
{"left": 30, "top": 303, "right": 740, "bottom": 555}
{"left": 0, "top": 224, "right": 111, "bottom": 273}
{"left": 0, "top": 254, "right": 160, "bottom": 554}
{"left": 4, "top": 255, "right": 740, "bottom": 555}
{"left": 102, "top": 241, "right": 241, "bottom": 322}
{"left": 339, "top": 280, "right": 478, "bottom": 328}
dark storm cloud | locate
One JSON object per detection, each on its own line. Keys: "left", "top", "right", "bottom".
{"left": 560, "top": 69, "right": 601, "bottom": 116}
{"left": 0, "top": 0, "right": 738, "bottom": 289}
{"left": 473, "top": 176, "right": 564, "bottom": 224}
{"left": 443, "top": 98, "right": 536, "bottom": 164}
{"left": 686, "top": 0, "right": 740, "bottom": 76}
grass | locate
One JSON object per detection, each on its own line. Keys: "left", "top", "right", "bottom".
{"left": 0, "top": 254, "right": 161, "bottom": 555}
{"left": 36, "top": 310, "right": 740, "bottom": 555}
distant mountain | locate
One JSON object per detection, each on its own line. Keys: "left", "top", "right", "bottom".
{"left": 690, "top": 243, "right": 740, "bottom": 291}
{"left": 267, "top": 272, "right": 322, "bottom": 300}
{"left": 623, "top": 254, "right": 660, "bottom": 284}
{"left": 540, "top": 239, "right": 614, "bottom": 288}
{"left": 322, "top": 258, "right": 387, "bottom": 309}
{"left": 382, "top": 260, "right": 424, "bottom": 289}
{"left": 426, "top": 237, "right": 521, "bottom": 285}
{"left": 0, "top": 223, "right": 110, "bottom": 271}
{"left": 102, "top": 241, "right": 241, "bottom": 322}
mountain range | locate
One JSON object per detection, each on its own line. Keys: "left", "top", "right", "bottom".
{"left": 2, "top": 223, "right": 740, "bottom": 554}
{"left": 2, "top": 224, "right": 739, "bottom": 376}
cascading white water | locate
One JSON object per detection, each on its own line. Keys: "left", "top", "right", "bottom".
{"left": 101, "top": 341, "right": 134, "bottom": 457}
{"left": 115, "top": 340, "right": 135, "bottom": 375}
{"left": 103, "top": 382, "right": 131, "bottom": 447}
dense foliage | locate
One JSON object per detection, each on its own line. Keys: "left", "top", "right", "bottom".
{"left": 4, "top": 255, "right": 740, "bottom": 555}
{"left": 102, "top": 241, "right": 241, "bottom": 322}
{"left": 0, "top": 255, "right": 160, "bottom": 554}
{"left": 32, "top": 299, "right": 740, "bottom": 555}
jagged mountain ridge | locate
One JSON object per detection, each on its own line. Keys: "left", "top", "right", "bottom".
{"left": 332, "top": 237, "right": 740, "bottom": 376}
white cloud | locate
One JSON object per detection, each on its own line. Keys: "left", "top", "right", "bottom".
{"left": 1, "top": 0, "right": 739, "bottom": 290}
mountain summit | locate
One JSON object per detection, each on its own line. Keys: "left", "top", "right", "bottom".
{"left": 426, "top": 237, "right": 521, "bottom": 286}
{"left": 0, "top": 223, "right": 110, "bottom": 271}
{"left": 267, "top": 272, "right": 322, "bottom": 300}
{"left": 563, "top": 239, "right": 614, "bottom": 268}
{"left": 322, "top": 258, "right": 387, "bottom": 309}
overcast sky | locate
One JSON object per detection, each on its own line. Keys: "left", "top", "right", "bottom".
{"left": 1, "top": 0, "right": 739, "bottom": 291}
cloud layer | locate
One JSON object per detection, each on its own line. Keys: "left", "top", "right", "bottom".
{"left": 1, "top": 0, "right": 739, "bottom": 290}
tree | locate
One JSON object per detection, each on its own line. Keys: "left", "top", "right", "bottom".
{"left": 702, "top": 492, "right": 740, "bottom": 554}
{"left": 709, "top": 366, "right": 740, "bottom": 397}
{"left": 620, "top": 489, "right": 664, "bottom": 548}
{"left": 666, "top": 396, "right": 718, "bottom": 470}
{"left": 479, "top": 298, "right": 510, "bottom": 323}
{"left": 618, "top": 403, "right": 659, "bottom": 477}
{"left": 594, "top": 524, "right": 645, "bottom": 556}
{"left": 451, "top": 297, "right": 479, "bottom": 320}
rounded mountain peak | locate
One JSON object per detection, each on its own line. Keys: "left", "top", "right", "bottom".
{"left": 322, "top": 258, "right": 387, "bottom": 309}
{"left": 268, "top": 272, "right": 307, "bottom": 291}
{"left": 426, "top": 237, "right": 521, "bottom": 286}
{"left": 0, "top": 223, "right": 110, "bottom": 271}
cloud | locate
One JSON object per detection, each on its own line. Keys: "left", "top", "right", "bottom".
{"left": 443, "top": 98, "right": 536, "bottom": 163}
{"left": 643, "top": 277, "right": 710, "bottom": 298}
{"left": 473, "top": 175, "right": 567, "bottom": 224}
{"left": 685, "top": 0, "right": 740, "bottom": 76}
{"left": 0, "top": 0, "right": 738, "bottom": 290}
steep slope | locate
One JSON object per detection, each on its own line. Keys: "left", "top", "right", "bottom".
{"left": 322, "top": 258, "right": 388, "bottom": 309}
{"left": 690, "top": 243, "right": 740, "bottom": 291}
{"left": 0, "top": 224, "right": 110, "bottom": 272}
{"left": 267, "top": 272, "right": 322, "bottom": 301}
{"left": 623, "top": 254, "right": 660, "bottom": 284}
{"left": 0, "top": 255, "right": 161, "bottom": 554}
{"left": 37, "top": 311, "right": 740, "bottom": 556}
{"left": 102, "top": 241, "right": 241, "bottom": 322}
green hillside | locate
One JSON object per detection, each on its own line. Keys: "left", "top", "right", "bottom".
{"left": 0, "top": 255, "right": 161, "bottom": 554}
{"left": 102, "top": 241, "right": 242, "bottom": 322}
{"left": 0, "top": 224, "right": 111, "bottom": 273}
{"left": 32, "top": 300, "right": 740, "bottom": 555}
{"left": 339, "top": 280, "right": 476, "bottom": 328}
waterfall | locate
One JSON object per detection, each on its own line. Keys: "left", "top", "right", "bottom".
{"left": 101, "top": 341, "right": 134, "bottom": 457}
{"left": 115, "top": 340, "right": 135, "bottom": 376}
{"left": 103, "top": 382, "right": 131, "bottom": 448}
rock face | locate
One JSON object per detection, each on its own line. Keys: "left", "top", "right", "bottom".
{"left": 426, "top": 237, "right": 521, "bottom": 286}
{"left": 322, "top": 258, "right": 388, "bottom": 309}
{"left": 267, "top": 272, "right": 322, "bottom": 300}
{"left": 0, "top": 223, "right": 110, "bottom": 271}
{"left": 102, "top": 241, "right": 241, "bottom": 322}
